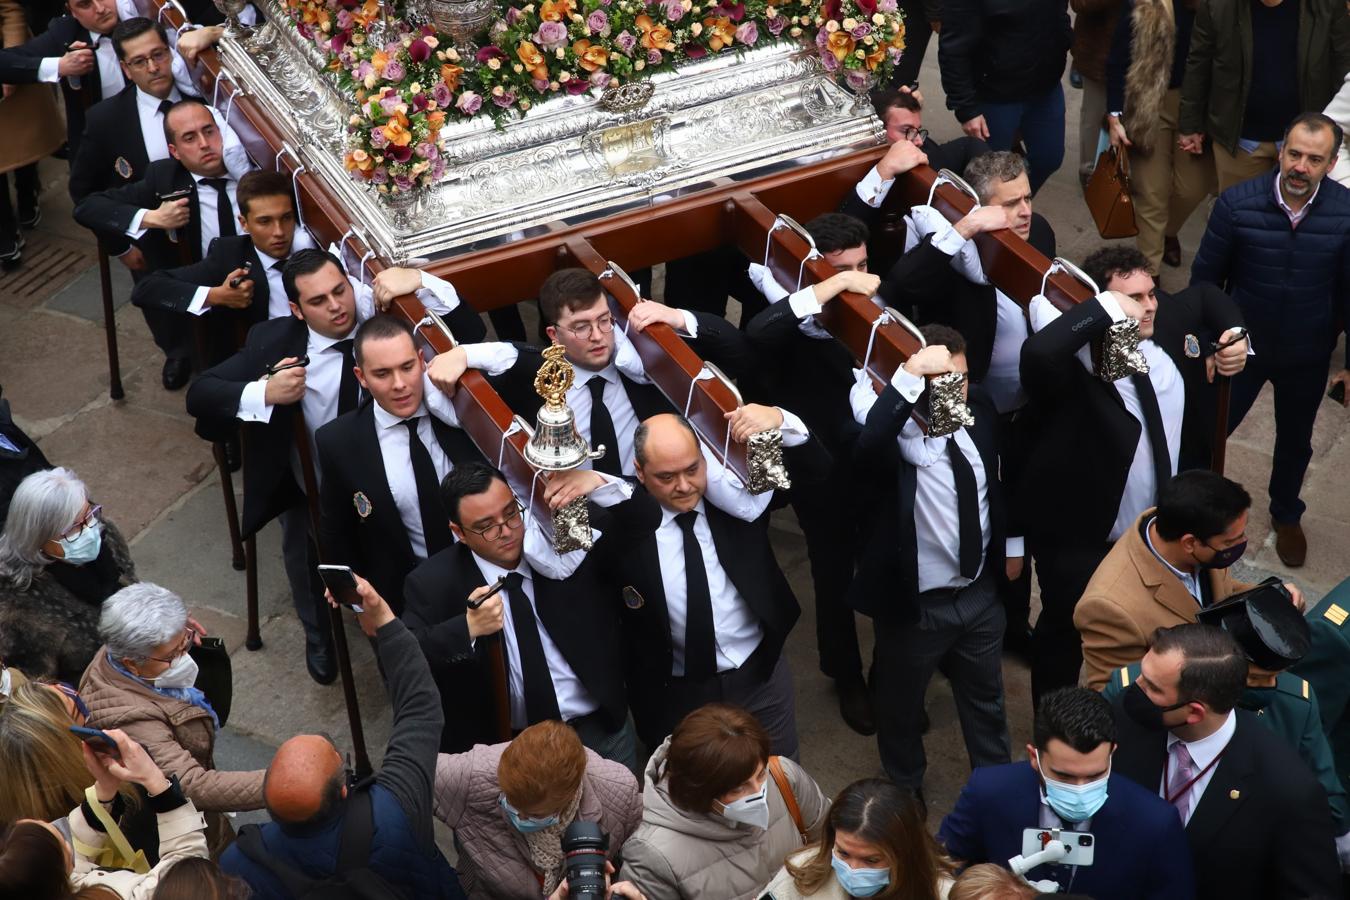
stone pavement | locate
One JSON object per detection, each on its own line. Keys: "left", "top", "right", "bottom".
{"left": 2, "top": 48, "right": 1348, "bottom": 853}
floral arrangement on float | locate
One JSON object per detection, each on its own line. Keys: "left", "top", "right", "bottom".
{"left": 282, "top": 0, "right": 904, "bottom": 191}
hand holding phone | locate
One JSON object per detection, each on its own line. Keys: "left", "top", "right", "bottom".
{"left": 229, "top": 260, "right": 254, "bottom": 289}
{"left": 70, "top": 725, "right": 121, "bottom": 760}
{"left": 318, "top": 564, "right": 363, "bottom": 611}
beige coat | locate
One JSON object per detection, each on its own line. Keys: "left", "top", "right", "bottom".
{"left": 1074, "top": 509, "right": 1252, "bottom": 691}
{"left": 622, "top": 738, "right": 830, "bottom": 900}
{"left": 0, "top": 0, "right": 63, "bottom": 174}
{"left": 80, "top": 648, "right": 265, "bottom": 855}
{"left": 70, "top": 796, "right": 210, "bottom": 898}
{"left": 761, "top": 849, "right": 955, "bottom": 900}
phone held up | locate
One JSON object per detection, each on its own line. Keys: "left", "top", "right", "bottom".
{"left": 69, "top": 725, "right": 121, "bottom": 760}
{"left": 318, "top": 564, "right": 364, "bottom": 612}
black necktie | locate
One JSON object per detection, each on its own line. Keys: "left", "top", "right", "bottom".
{"left": 333, "top": 338, "right": 360, "bottom": 415}
{"left": 201, "top": 177, "right": 236, "bottom": 238}
{"left": 402, "top": 418, "right": 450, "bottom": 556}
{"left": 503, "top": 571, "right": 561, "bottom": 723}
{"left": 585, "top": 376, "right": 623, "bottom": 477}
{"left": 157, "top": 98, "right": 173, "bottom": 117}
{"left": 675, "top": 510, "right": 717, "bottom": 679}
{"left": 946, "top": 437, "right": 983, "bottom": 580}
{"left": 1131, "top": 373, "right": 1173, "bottom": 503}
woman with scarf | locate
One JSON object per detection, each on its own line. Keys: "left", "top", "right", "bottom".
{"left": 433, "top": 719, "right": 643, "bottom": 899}
{"left": 79, "top": 583, "right": 263, "bottom": 858}
{"left": 0, "top": 468, "right": 138, "bottom": 684}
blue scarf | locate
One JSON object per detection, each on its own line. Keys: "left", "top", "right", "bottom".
{"left": 108, "top": 652, "right": 219, "bottom": 731}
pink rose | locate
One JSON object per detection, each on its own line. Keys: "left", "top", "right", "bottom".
{"left": 432, "top": 82, "right": 452, "bottom": 106}
{"left": 456, "top": 90, "right": 483, "bottom": 114}
{"left": 734, "top": 21, "right": 757, "bottom": 44}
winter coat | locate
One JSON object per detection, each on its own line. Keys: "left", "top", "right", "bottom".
{"left": 69, "top": 795, "right": 210, "bottom": 898}
{"left": 432, "top": 741, "right": 642, "bottom": 899}
{"left": 622, "top": 738, "right": 830, "bottom": 900}
{"left": 80, "top": 648, "right": 265, "bottom": 856}
{"left": 1105, "top": 0, "right": 1194, "bottom": 153}
{"left": 760, "top": 849, "right": 955, "bottom": 900}
{"left": 939, "top": 0, "right": 1071, "bottom": 122}
{"left": 0, "top": 0, "right": 61, "bottom": 175}
{"left": 1070, "top": 0, "right": 1124, "bottom": 83}
{"left": 0, "top": 520, "right": 136, "bottom": 684}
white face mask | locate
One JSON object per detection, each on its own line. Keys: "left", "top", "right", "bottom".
{"left": 717, "top": 784, "right": 770, "bottom": 830}
{"left": 152, "top": 652, "right": 198, "bottom": 690}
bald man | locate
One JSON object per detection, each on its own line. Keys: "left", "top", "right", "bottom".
{"left": 221, "top": 575, "right": 467, "bottom": 899}
{"left": 583, "top": 410, "right": 828, "bottom": 758}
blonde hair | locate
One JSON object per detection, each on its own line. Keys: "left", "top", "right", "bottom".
{"left": 948, "top": 864, "right": 1037, "bottom": 900}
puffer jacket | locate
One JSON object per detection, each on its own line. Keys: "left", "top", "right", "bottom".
{"left": 433, "top": 742, "right": 642, "bottom": 899}
{"left": 80, "top": 648, "right": 264, "bottom": 855}
{"left": 760, "top": 849, "right": 956, "bottom": 900}
{"left": 622, "top": 738, "right": 829, "bottom": 900}
{"left": 70, "top": 795, "right": 209, "bottom": 898}
{"left": 1190, "top": 171, "right": 1350, "bottom": 364}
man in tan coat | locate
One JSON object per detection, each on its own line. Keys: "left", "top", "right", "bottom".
{"left": 1076, "top": 470, "right": 1302, "bottom": 690}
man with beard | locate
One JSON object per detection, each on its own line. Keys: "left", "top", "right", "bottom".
{"left": 1191, "top": 112, "right": 1350, "bottom": 568}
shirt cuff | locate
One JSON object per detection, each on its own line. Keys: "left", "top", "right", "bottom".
{"left": 237, "top": 379, "right": 275, "bottom": 423}
{"left": 186, "top": 286, "right": 211, "bottom": 316}
{"left": 787, "top": 286, "right": 824, "bottom": 319}
{"left": 930, "top": 218, "right": 967, "bottom": 257}
{"left": 776, "top": 408, "right": 808, "bottom": 447}
{"left": 679, "top": 309, "right": 699, "bottom": 338}
{"left": 38, "top": 58, "right": 60, "bottom": 82}
{"left": 462, "top": 341, "right": 518, "bottom": 376}
{"left": 587, "top": 476, "right": 634, "bottom": 508}
{"left": 855, "top": 165, "right": 895, "bottom": 208}
{"left": 1095, "top": 291, "right": 1127, "bottom": 323}
{"left": 415, "top": 271, "right": 461, "bottom": 316}
{"left": 127, "top": 209, "right": 149, "bottom": 240}
{"left": 890, "top": 365, "right": 925, "bottom": 403}
{"left": 1006, "top": 536, "right": 1025, "bottom": 558}
{"left": 422, "top": 373, "right": 462, "bottom": 427}
{"left": 1028, "top": 294, "right": 1061, "bottom": 333}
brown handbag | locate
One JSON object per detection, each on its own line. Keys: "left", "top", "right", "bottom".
{"left": 1085, "top": 145, "right": 1139, "bottom": 239}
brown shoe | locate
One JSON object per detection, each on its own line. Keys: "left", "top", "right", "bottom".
{"left": 1274, "top": 521, "right": 1307, "bottom": 567}
{"left": 1163, "top": 236, "right": 1182, "bottom": 268}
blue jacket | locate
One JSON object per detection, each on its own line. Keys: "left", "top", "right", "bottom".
{"left": 938, "top": 762, "right": 1195, "bottom": 900}
{"left": 1191, "top": 171, "right": 1350, "bottom": 365}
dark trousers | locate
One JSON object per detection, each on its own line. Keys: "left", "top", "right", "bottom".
{"left": 981, "top": 83, "right": 1066, "bottom": 194}
{"left": 129, "top": 266, "right": 193, "bottom": 361}
{"left": 1227, "top": 354, "right": 1330, "bottom": 525}
{"left": 790, "top": 467, "right": 864, "bottom": 682}
{"left": 872, "top": 573, "right": 1010, "bottom": 789}
{"left": 997, "top": 409, "right": 1033, "bottom": 638}
{"left": 280, "top": 502, "right": 333, "bottom": 649}
{"left": 0, "top": 164, "right": 37, "bottom": 241}
{"left": 663, "top": 247, "right": 766, "bottom": 322}
{"left": 890, "top": 0, "right": 934, "bottom": 87}
{"left": 1029, "top": 538, "right": 1113, "bottom": 703}
{"left": 656, "top": 648, "right": 799, "bottom": 759}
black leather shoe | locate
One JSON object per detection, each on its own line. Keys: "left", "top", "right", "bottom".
{"left": 836, "top": 676, "right": 876, "bottom": 736}
{"left": 161, "top": 357, "right": 191, "bottom": 391}
{"left": 306, "top": 641, "right": 338, "bottom": 685}
{"left": 1162, "top": 235, "right": 1182, "bottom": 268}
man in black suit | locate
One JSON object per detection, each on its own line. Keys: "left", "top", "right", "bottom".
{"left": 74, "top": 97, "right": 255, "bottom": 388}
{"left": 317, "top": 314, "right": 486, "bottom": 616}
{"left": 430, "top": 267, "right": 752, "bottom": 480}
{"left": 0, "top": 0, "right": 217, "bottom": 161}
{"left": 1112, "top": 623, "right": 1340, "bottom": 899}
{"left": 583, "top": 410, "right": 827, "bottom": 757}
{"left": 186, "top": 248, "right": 482, "bottom": 681}
{"left": 849, "top": 325, "right": 1015, "bottom": 797}
{"left": 402, "top": 463, "right": 635, "bottom": 769}
{"left": 1020, "top": 246, "right": 1249, "bottom": 701}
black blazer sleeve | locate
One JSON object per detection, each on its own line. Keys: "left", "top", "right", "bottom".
{"left": 402, "top": 560, "right": 475, "bottom": 665}
{"left": 73, "top": 173, "right": 162, "bottom": 241}
{"left": 937, "top": 0, "right": 984, "bottom": 123}
{"left": 853, "top": 382, "right": 914, "bottom": 473}
{"left": 185, "top": 321, "right": 279, "bottom": 424}
{"left": 687, "top": 311, "right": 755, "bottom": 380}
{"left": 1020, "top": 296, "right": 1115, "bottom": 402}
{"left": 883, "top": 234, "right": 958, "bottom": 311}
{"left": 0, "top": 23, "right": 66, "bottom": 82}
{"left": 745, "top": 298, "right": 809, "bottom": 352}
{"left": 838, "top": 184, "right": 881, "bottom": 230}
{"left": 131, "top": 246, "right": 234, "bottom": 313}
{"left": 441, "top": 295, "right": 487, "bottom": 344}
{"left": 1273, "top": 766, "right": 1343, "bottom": 899}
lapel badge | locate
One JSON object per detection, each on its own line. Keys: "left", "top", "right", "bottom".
{"left": 622, "top": 586, "right": 645, "bottom": 610}
{"left": 114, "top": 156, "right": 133, "bottom": 179}
{"left": 1184, "top": 334, "right": 1201, "bottom": 358}
{"left": 1229, "top": 789, "right": 1240, "bottom": 800}
{"left": 353, "top": 491, "right": 373, "bottom": 519}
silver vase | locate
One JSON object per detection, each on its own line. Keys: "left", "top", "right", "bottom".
{"left": 212, "top": 0, "right": 252, "bottom": 39}
{"left": 425, "top": 0, "right": 494, "bottom": 61}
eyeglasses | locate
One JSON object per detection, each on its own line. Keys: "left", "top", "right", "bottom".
{"left": 58, "top": 504, "right": 102, "bottom": 542}
{"left": 465, "top": 502, "right": 525, "bottom": 542}
{"left": 142, "top": 625, "right": 199, "bottom": 665}
{"left": 52, "top": 681, "right": 90, "bottom": 724}
{"left": 556, "top": 314, "right": 615, "bottom": 340}
{"left": 897, "top": 126, "right": 929, "bottom": 144}
{"left": 125, "top": 47, "right": 172, "bottom": 71}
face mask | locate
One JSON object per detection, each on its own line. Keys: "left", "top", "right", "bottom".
{"left": 55, "top": 521, "right": 103, "bottom": 566}
{"left": 1122, "top": 682, "right": 1189, "bottom": 731}
{"left": 717, "top": 784, "right": 770, "bottom": 830}
{"left": 152, "top": 652, "right": 198, "bottom": 690}
{"left": 830, "top": 852, "right": 891, "bottom": 898}
{"left": 0, "top": 666, "right": 10, "bottom": 699}
{"left": 1197, "top": 539, "right": 1247, "bottom": 569}
{"left": 499, "top": 795, "right": 559, "bottom": 834}
{"left": 1035, "top": 751, "right": 1110, "bottom": 823}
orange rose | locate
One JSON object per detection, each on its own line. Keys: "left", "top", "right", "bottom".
{"left": 825, "top": 30, "right": 855, "bottom": 62}
{"left": 864, "top": 44, "right": 885, "bottom": 69}
{"left": 426, "top": 110, "right": 447, "bottom": 128}
{"left": 890, "top": 22, "right": 905, "bottom": 48}
{"left": 440, "top": 62, "right": 464, "bottom": 92}
{"left": 539, "top": 0, "right": 574, "bottom": 20}
{"left": 383, "top": 118, "right": 413, "bottom": 147}
{"left": 516, "top": 40, "right": 549, "bottom": 79}
{"left": 572, "top": 39, "right": 609, "bottom": 72}
{"left": 371, "top": 49, "right": 390, "bottom": 72}
{"left": 636, "top": 14, "right": 676, "bottom": 50}
{"left": 345, "top": 149, "right": 375, "bottom": 173}
{"left": 703, "top": 16, "right": 735, "bottom": 50}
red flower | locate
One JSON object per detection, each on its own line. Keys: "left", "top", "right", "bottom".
{"left": 683, "top": 41, "right": 708, "bottom": 59}
{"left": 854, "top": 0, "right": 877, "bottom": 14}
{"left": 389, "top": 144, "right": 413, "bottom": 162}
{"left": 715, "top": 1, "right": 745, "bottom": 20}
{"left": 408, "top": 38, "right": 431, "bottom": 61}
{"left": 823, "top": 0, "right": 842, "bottom": 19}
{"left": 476, "top": 45, "right": 506, "bottom": 64}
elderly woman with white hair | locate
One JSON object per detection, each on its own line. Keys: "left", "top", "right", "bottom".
{"left": 80, "top": 583, "right": 265, "bottom": 856}
{"left": 0, "top": 467, "right": 137, "bottom": 683}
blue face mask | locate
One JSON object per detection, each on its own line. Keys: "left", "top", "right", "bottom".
{"left": 499, "top": 794, "right": 560, "bottom": 834}
{"left": 1036, "top": 750, "right": 1111, "bottom": 823}
{"left": 55, "top": 520, "right": 103, "bottom": 566}
{"left": 830, "top": 852, "right": 891, "bottom": 898}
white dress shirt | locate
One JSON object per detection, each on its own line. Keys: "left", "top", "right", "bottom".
{"left": 374, "top": 402, "right": 456, "bottom": 561}
{"left": 185, "top": 227, "right": 319, "bottom": 317}
{"left": 1143, "top": 516, "right": 1204, "bottom": 604}
{"left": 470, "top": 552, "right": 599, "bottom": 729}
{"left": 1161, "top": 711, "right": 1237, "bottom": 826}
{"left": 37, "top": 31, "right": 199, "bottom": 100}
{"left": 855, "top": 165, "right": 895, "bottom": 208}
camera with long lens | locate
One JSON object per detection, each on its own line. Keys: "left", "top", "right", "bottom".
{"left": 562, "top": 821, "right": 609, "bottom": 899}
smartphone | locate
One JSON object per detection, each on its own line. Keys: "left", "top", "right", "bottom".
{"left": 465, "top": 575, "right": 508, "bottom": 609}
{"left": 69, "top": 725, "right": 121, "bottom": 759}
{"left": 229, "top": 260, "right": 253, "bottom": 288}
{"left": 1329, "top": 380, "right": 1347, "bottom": 405}
{"left": 1021, "top": 828, "right": 1095, "bottom": 866}
{"left": 158, "top": 188, "right": 193, "bottom": 202}
{"left": 318, "top": 564, "right": 363, "bottom": 611}
{"left": 268, "top": 355, "right": 309, "bottom": 376}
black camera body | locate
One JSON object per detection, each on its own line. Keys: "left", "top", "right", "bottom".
{"left": 562, "top": 821, "right": 609, "bottom": 900}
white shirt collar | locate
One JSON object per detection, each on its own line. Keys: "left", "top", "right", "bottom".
{"left": 1167, "top": 709, "right": 1237, "bottom": 770}
{"left": 134, "top": 85, "right": 182, "bottom": 115}
{"left": 372, "top": 400, "right": 427, "bottom": 431}
{"left": 1143, "top": 516, "right": 1198, "bottom": 584}
{"left": 469, "top": 549, "right": 531, "bottom": 587}
{"left": 573, "top": 363, "right": 618, "bottom": 389}
{"left": 659, "top": 497, "right": 707, "bottom": 529}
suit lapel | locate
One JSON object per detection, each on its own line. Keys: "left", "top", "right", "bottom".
{"left": 1125, "top": 523, "right": 1204, "bottom": 624}
{"left": 636, "top": 531, "right": 673, "bottom": 649}
{"left": 115, "top": 89, "right": 150, "bottom": 174}
{"left": 1184, "top": 718, "right": 1256, "bottom": 848}
{"left": 354, "top": 404, "right": 411, "bottom": 558}
{"left": 619, "top": 373, "right": 673, "bottom": 421}
{"left": 247, "top": 243, "right": 270, "bottom": 324}
{"left": 181, "top": 167, "right": 202, "bottom": 262}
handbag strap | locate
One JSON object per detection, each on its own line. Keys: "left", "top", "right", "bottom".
{"left": 80, "top": 785, "right": 151, "bottom": 875}
{"left": 767, "top": 756, "right": 808, "bottom": 843}
{"left": 1114, "top": 145, "right": 1132, "bottom": 188}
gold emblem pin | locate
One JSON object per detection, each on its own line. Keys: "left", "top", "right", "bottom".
{"left": 1229, "top": 790, "right": 1240, "bottom": 800}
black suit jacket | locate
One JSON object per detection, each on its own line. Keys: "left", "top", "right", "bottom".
{"left": 315, "top": 403, "right": 485, "bottom": 615}
{"left": 402, "top": 538, "right": 626, "bottom": 752}
{"left": 69, "top": 86, "right": 152, "bottom": 257}
{"left": 74, "top": 157, "right": 204, "bottom": 272}
{"left": 0, "top": 16, "right": 106, "bottom": 160}
{"left": 0, "top": 390, "right": 51, "bottom": 525}
{"left": 884, "top": 212, "right": 1056, "bottom": 383}
{"left": 1112, "top": 707, "right": 1340, "bottom": 900}
{"left": 1018, "top": 283, "right": 1243, "bottom": 546}
{"left": 848, "top": 383, "right": 1007, "bottom": 623}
